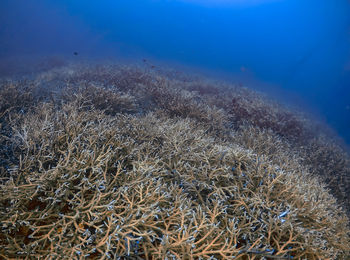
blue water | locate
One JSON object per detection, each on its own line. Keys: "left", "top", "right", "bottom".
{"left": 1, "top": 0, "right": 350, "bottom": 145}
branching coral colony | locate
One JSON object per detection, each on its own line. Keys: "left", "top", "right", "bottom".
{"left": 0, "top": 63, "right": 350, "bottom": 259}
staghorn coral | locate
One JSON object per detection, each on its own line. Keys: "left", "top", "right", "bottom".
{"left": 298, "top": 135, "right": 350, "bottom": 216}
{"left": 0, "top": 62, "right": 350, "bottom": 259}
{"left": 61, "top": 84, "right": 138, "bottom": 115}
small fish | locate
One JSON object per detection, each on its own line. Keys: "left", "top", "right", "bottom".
{"left": 73, "top": 52, "right": 78, "bottom": 56}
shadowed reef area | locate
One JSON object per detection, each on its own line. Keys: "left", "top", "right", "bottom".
{"left": 0, "top": 61, "right": 350, "bottom": 259}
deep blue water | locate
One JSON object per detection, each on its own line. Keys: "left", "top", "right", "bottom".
{"left": 1, "top": 0, "right": 350, "bottom": 146}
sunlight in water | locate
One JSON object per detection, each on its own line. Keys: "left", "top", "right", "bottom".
{"left": 179, "top": 0, "right": 282, "bottom": 7}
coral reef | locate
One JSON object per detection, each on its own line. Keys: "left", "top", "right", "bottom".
{"left": 0, "top": 63, "right": 349, "bottom": 259}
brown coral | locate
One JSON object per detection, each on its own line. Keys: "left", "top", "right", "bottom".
{"left": 0, "top": 62, "right": 349, "bottom": 259}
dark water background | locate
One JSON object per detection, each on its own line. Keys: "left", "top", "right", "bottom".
{"left": 1, "top": 0, "right": 350, "bottom": 147}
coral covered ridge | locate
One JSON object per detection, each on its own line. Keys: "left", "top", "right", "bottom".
{"left": 0, "top": 62, "right": 349, "bottom": 259}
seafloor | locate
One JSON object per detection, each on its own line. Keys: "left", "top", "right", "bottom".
{"left": 0, "top": 61, "right": 350, "bottom": 259}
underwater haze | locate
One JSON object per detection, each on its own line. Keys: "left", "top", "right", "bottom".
{"left": 1, "top": 0, "right": 350, "bottom": 146}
